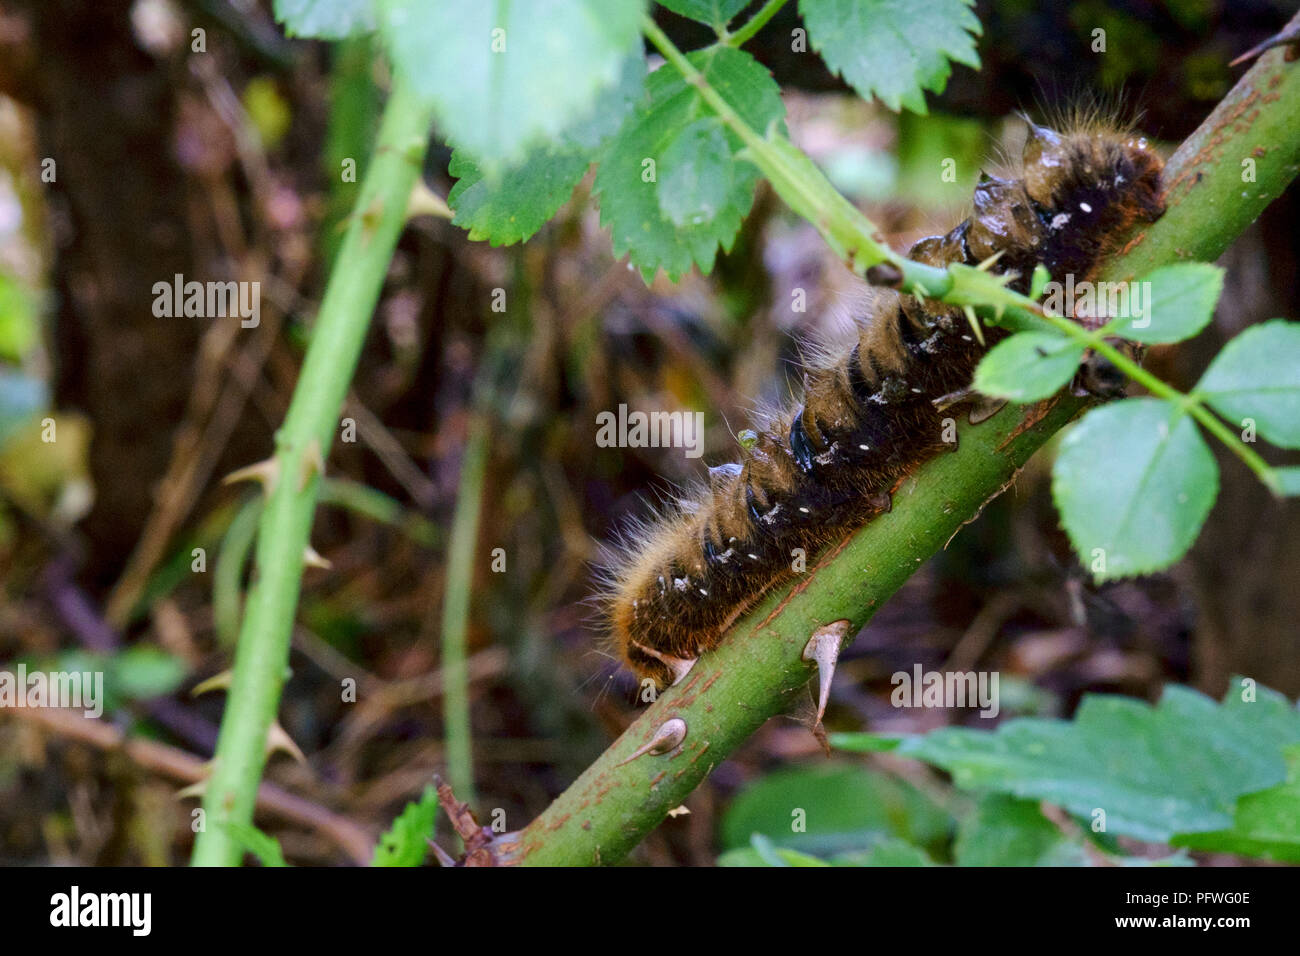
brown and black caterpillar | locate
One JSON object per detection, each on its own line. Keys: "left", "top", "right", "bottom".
{"left": 602, "top": 118, "right": 1165, "bottom": 689}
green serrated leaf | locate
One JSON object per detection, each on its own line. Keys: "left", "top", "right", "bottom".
{"left": 275, "top": 0, "right": 375, "bottom": 39}
{"left": 448, "top": 149, "right": 591, "bottom": 246}
{"left": 1196, "top": 319, "right": 1300, "bottom": 449}
{"left": 955, "top": 795, "right": 1090, "bottom": 866}
{"left": 446, "top": 54, "right": 644, "bottom": 246}
{"left": 719, "top": 764, "right": 952, "bottom": 857}
{"left": 371, "top": 784, "right": 439, "bottom": 866}
{"left": 657, "top": 0, "right": 750, "bottom": 29}
{"left": 1174, "top": 746, "right": 1300, "bottom": 863}
{"left": 595, "top": 46, "right": 785, "bottom": 282}
{"left": 656, "top": 119, "right": 734, "bottom": 227}
{"left": 1052, "top": 398, "right": 1218, "bottom": 581}
{"left": 1029, "top": 263, "right": 1051, "bottom": 300}
{"left": 1103, "top": 262, "right": 1224, "bottom": 344}
{"left": 973, "top": 331, "right": 1085, "bottom": 403}
{"left": 378, "top": 0, "right": 644, "bottom": 164}
{"left": 898, "top": 682, "right": 1300, "bottom": 844}
{"left": 798, "top": 0, "right": 981, "bottom": 113}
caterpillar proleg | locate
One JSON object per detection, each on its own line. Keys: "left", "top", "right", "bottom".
{"left": 603, "top": 118, "right": 1165, "bottom": 689}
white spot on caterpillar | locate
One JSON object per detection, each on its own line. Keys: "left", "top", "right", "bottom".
{"left": 673, "top": 577, "right": 688, "bottom": 592}
{"left": 1079, "top": 201, "right": 1092, "bottom": 213}
{"left": 748, "top": 553, "right": 759, "bottom": 560}
{"left": 698, "top": 588, "right": 708, "bottom": 596}
{"left": 859, "top": 444, "right": 870, "bottom": 451}
{"left": 1051, "top": 212, "right": 1070, "bottom": 230}
{"left": 798, "top": 507, "right": 810, "bottom": 513}
{"left": 910, "top": 387, "right": 922, "bottom": 394}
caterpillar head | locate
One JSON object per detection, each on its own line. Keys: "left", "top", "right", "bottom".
{"left": 1021, "top": 120, "right": 1165, "bottom": 231}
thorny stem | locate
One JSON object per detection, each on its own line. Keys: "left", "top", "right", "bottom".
{"left": 514, "top": 17, "right": 1300, "bottom": 866}
{"left": 191, "top": 76, "right": 435, "bottom": 866}
{"left": 212, "top": 481, "right": 441, "bottom": 648}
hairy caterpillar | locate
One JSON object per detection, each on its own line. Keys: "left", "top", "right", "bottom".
{"left": 603, "top": 118, "right": 1165, "bottom": 689}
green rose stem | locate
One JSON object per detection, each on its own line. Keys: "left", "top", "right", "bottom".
{"left": 723, "top": 0, "right": 790, "bottom": 47}
{"left": 513, "top": 22, "right": 1300, "bottom": 865}
{"left": 441, "top": 411, "right": 489, "bottom": 808}
{"left": 191, "top": 76, "right": 435, "bottom": 866}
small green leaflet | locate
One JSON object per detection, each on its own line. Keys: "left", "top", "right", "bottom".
{"left": 657, "top": 0, "right": 751, "bottom": 29}
{"left": 1196, "top": 319, "right": 1300, "bottom": 449}
{"left": 448, "top": 55, "right": 644, "bottom": 246}
{"left": 1052, "top": 398, "right": 1218, "bottom": 581}
{"left": 595, "top": 46, "right": 785, "bottom": 282}
{"left": 718, "top": 764, "right": 952, "bottom": 858}
{"left": 798, "top": 0, "right": 981, "bottom": 113}
{"left": 1101, "top": 262, "right": 1224, "bottom": 344}
{"left": 657, "top": 119, "right": 735, "bottom": 227}
{"left": 275, "top": 0, "right": 375, "bottom": 39}
{"left": 378, "top": 0, "right": 643, "bottom": 164}
{"left": 371, "top": 784, "right": 439, "bottom": 866}
{"left": 954, "top": 796, "right": 1089, "bottom": 867}
{"left": 448, "top": 150, "right": 590, "bottom": 245}
{"left": 887, "top": 682, "right": 1300, "bottom": 844}
{"left": 973, "top": 331, "right": 1085, "bottom": 403}
{"left": 1174, "top": 746, "right": 1300, "bottom": 863}
{"left": 220, "top": 822, "right": 289, "bottom": 866}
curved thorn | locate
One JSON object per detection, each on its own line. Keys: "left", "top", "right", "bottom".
{"left": 303, "top": 544, "right": 332, "bottom": 570}
{"left": 802, "top": 620, "right": 852, "bottom": 727}
{"left": 616, "top": 717, "right": 688, "bottom": 767}
{"left": 175, "top": 779, "right": 207, "bottom": 800}
{"left": 1229, "top": 23, "right": 1300, "bottom": 67}
{"left": 191, "top": 670, "right": 233, "bottom": 697}
{"left": 223, "top": 458, "right": 280, "bottom": 497}
{"left": 968, "top": 396, "right": 1009, "bottom": 425}
{"left": 267, "top": 722, "right": 307, "bottom": 764}
{"left": 630, "top": 640, "right": 697, "bottom": 686}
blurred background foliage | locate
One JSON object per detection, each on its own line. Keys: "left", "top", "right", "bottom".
{"left": 0, "top": 0, "right": 1296, "bottom": 865}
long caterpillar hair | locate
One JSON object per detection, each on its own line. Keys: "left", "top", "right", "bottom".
{"left": 601, "top": 116, "right": 1165, "bottom": 689}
